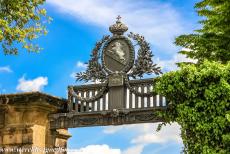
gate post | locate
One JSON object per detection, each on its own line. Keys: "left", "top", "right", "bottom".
{"left": 0, "top": 92, "right": 71, "bottom": 154}
{"left": 108, "top": 74, "right": 126, "bottom": 110}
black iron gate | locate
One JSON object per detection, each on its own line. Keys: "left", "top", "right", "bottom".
{"left": 49, "top": 16, "right": 167, "bottom": 129}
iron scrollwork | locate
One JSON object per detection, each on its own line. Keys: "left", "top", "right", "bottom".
{"left": 69, "top": 80, "right": 108, "bottom": 103}
{"left": 72, "top": 16, "right": 162, "bottom": 103}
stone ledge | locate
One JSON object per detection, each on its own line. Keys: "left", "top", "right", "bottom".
{"left": 0, "top": 92, "right": 67, "bottom": 108}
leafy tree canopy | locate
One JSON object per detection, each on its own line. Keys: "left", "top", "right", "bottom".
{"left": 175, "top": 0, "right": 230, "bottom": 63}
{"left": 0, "top": 0, "right": 50, "bottom": 55}
{"left": 155, "top": 61, "right": 230, "bottom": 153}
{"left": 155, "top": 0, "right": 230, "bottom": 153}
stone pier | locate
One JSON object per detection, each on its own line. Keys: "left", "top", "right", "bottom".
{"left": 0, "top": 92, "right": 71, "bottom": 154}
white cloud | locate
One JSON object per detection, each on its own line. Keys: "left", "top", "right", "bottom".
{"left": 67, "top": 124, "right": 181, "bottom": 154}
{"left": 70, "top": 72, "right": 76, "bottom": 79}
{"left": 149, "top": 143, "right": 177, "bottom": 154}
{"left": 155, "top": 53, "right": 197, "bottom": 72}
{"left": 47, "top": 0, "right": 187, "bottom": 53}
{"left": 68, "top": 144, "right": 121, "bottom": 154}
{"left": 131, "top": 123, "right": 182, "bottom": 145}
{"left": 104, "top": 123, "right": 181, "bottom": 144}
{"left": 76, "top": 61, "right": 87, "bottom": 69}
{"left": 103, "top": 123, "right": 182, "bottom": 153}
{"left": 0, "top": 66, "right": 13, "bottom": 73}
{"left": 70, "top": 61, "right": 87, "bottom": 79}
{"left": 16, "top": 76, "right": 48, "bottom": 92}
{"left": 122, "top": 145, "right": 144, "bottom": 154}
{"left": 103, "top": 125, "right": 128, "bottom": 134}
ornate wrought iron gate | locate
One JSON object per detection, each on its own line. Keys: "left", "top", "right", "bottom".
{"left": 49, "top": 16, "right": 167, "bottom": 129}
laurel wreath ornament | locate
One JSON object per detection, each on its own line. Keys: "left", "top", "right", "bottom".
{"left": 127, "top": 32, "right": 162, "bottom": 78}
{"left": 74, "top": 32, "right": 162, "bottom": 100}
{"left": 76, "top": 35, "right": 110, "bottom": 82}
{"left": 76, "top": 33, "right": 161, "bottom": 82}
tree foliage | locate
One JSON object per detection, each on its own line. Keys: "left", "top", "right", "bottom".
{"left": 155, "top": 0, "right": 230, "bottom": 153}
{"left": 175, "top": 0, "right": 230, "bottom": 63}
{"left": 155, "top": 61, "right": 230, "bottom": 153}
{"left": 0, "top": 0, "right": 50, "bottom": 55}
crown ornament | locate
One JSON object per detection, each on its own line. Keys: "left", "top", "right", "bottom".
{"left": 109, "top": 15, "right": 128, "bottom": 35}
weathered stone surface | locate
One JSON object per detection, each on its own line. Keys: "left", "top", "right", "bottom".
{"left": 0, "top": 92, "right": 71, "bottom": 154}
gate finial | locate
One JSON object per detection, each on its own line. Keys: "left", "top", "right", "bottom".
{"left": 109, "top": 16, "right": 128, "bottom": 35}
{"left": 116, "top": 15, "right": 121, "bottom": 21}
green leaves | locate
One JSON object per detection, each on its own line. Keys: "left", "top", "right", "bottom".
{"left": 159, "top": 1, "right": 230, "bottom": 152}
{"left": 155, "top": 61, "right": 230, "bottom": 153}
{"left": 176, "top": 0, "right": 230, "bottom": 63}
{"left": 227, "top": 114, "right": 230, "bottom": 122}
{"left": 0, "top": 0, "right": 50, "bottom": 55}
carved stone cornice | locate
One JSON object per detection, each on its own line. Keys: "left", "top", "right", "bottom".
{"left": 54, "top": 129, "right": 72, "bottom": 140}
{"left": 49, "top": 107, "right": 166, "bottom": 129}
{"left": 0, "top": 92, "right": 67, "bottom": 111}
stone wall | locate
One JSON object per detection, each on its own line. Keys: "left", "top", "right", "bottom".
{"left": 0, "top": 92, "right": 71, "bottom": 154}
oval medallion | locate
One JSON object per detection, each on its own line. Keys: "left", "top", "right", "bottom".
{"left": 102, "top": 36, "right": 134, "bottom": 73}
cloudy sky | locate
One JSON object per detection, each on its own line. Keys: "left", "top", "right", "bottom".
{"left": 0, "top": 0, "right": 201, "bottom": 153}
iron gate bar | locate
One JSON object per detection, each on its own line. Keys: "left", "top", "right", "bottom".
{"left": 49, "top": 78, "right": 167, "bottom": 129}
{"left": 68, "top": 78, "right": 162, "bottom": 112}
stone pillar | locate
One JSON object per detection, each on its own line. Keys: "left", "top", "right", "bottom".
{"left": 0, "top": 92, "right": 71, "bottom": 154}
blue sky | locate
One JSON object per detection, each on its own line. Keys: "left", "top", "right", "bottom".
{"left": 0, "top": 0, "right": 201, "bottom": 153}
